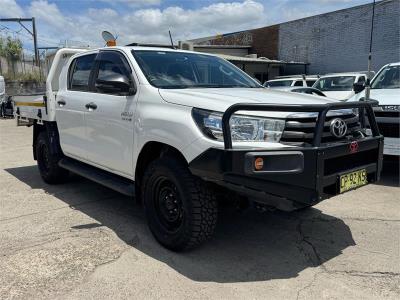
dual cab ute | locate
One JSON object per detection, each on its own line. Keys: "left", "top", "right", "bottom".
{"left": 14, "top": 46, "right": 383, "bottom": 251}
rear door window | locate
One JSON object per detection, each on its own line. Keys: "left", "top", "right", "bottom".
{"left": 69, "top": 54, "right": 96, "bottom": 91}
{"left": 294, "top": 80, "right": 303, "bottom": 86}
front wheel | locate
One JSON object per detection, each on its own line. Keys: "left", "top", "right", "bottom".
{"left": 36, "top": 131, "right": 69, "bottom": 184}
{"left": 142, "top": 155, "right": 218, "bottom": 251}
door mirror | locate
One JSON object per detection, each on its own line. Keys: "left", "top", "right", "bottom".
{"left": 353, "top": 82, "right": 365, "bottom": 94}
{"left": 95, "top": 74, "right": 136, "bottom": 95}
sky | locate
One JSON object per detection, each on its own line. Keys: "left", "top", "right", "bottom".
{"left": 0, "top": 0, "right": 373, "bottom": 55}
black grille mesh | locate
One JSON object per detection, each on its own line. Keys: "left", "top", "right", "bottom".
{"left": 281, "top": 114, "right": 361, "bottom": 145}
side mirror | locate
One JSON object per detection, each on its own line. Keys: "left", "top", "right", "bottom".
{"left": 95, "top": 74, "right": 136, "bottom": 95}
{"left": 353, "top": 82, "right": 365, "bottom": 94}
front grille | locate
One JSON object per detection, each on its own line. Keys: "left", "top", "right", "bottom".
{"left": 377, "top": 123, "right": 400, "bottom": 138}
{"left": 281, "top": 113, "right": 361, "bottom": 145}
{"left": 374, "top": 110, "right": 400, "bottom": 118}
{"left": 373, "top": 108, "right": 400, "bottom": 138}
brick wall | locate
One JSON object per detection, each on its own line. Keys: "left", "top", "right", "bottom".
{"left": 193, "top": 26, "right": 280, "bottom": 60}
{"left": 278, "top": 0, "right": 400, "bottom": 74}
{"left": 249, "top": 25, "right": 279, "bottom": 60}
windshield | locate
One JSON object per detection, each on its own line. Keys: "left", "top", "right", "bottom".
{"left": 313, "top": 76, "right": 355, "bottom": 91}
{"left": 264, "top": 80, "right": 293, "bottom": 87}
{"left": 371, "top": 65, "right": 400, "bottom": 89}
{"left": 132, "top": 50, "right": 259, "bottom": 89}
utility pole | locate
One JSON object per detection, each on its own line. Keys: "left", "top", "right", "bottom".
{"left": 32, "top": 17, "right": 38, "bottom": 67}
{"left": 0, "top": 18, "right": 39, "bottom": 66}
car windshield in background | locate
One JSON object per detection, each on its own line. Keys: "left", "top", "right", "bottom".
{"left": 306, "top": 80, "right": 317, "bottom": 87}
{"left": 371, "top": 65, "right": 400, "bottom": 89}
{"left": 265, "top": 80, "right": 293, "bottom": 87}
{"left": 132, "top": 50, "right": 259, "bottom": 89}
{"left": 313, "top": 76, "right": 355, "bottom": 91}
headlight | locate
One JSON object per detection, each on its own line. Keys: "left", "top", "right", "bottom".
{"left": 192, "top": 108, "right": 285, "bottom": 143}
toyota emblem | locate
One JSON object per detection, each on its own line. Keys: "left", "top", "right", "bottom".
{"left": 330, "top": 118, "right": 347, "bottom": 138}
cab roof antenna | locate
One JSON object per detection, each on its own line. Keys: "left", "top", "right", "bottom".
{"left": 365, "top": 0, "right": 376, "bottom": 101}
{"left": 168, "top": 30, "right": 175, "bottom": 49}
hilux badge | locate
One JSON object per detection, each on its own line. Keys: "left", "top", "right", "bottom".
{"left": 330, "top": 118, "right": 347, "bottom": 138}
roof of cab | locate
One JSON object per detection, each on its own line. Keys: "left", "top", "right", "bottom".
{"left": 106, "top": 46, "right": 216, "bottom": 56}
{"left": 386, "top": 62, "right": 400, "bottom": 67}
{"left": 318, "top": 72, "right": 367, "bottom": 78}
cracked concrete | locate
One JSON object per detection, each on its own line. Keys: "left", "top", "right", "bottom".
{"left": 0, "top": 118, "right": 399, "bottom": 299}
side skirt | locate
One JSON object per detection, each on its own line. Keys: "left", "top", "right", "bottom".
{"left": 59, "top": 157, "right": 135, "bottom": 197}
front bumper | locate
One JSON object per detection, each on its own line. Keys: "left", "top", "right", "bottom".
{"left": 189, "top": 101, "right": 383, "bottom": 211}
{"left": 189, "top": 136, "right": 383, "bottom": 211}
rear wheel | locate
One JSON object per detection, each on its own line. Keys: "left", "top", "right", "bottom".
{"left": 36, "top": 131, "right": 69, "bottom": 184}
{"left": 142, "top": 155, "right": 218, "bottom": 251}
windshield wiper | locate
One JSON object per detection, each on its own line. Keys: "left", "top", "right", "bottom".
{"left": 160, "top": 85, "right": 191, "bottom": 89}
{"left": 159, "top": 84, "right": 259, "bottom": 89}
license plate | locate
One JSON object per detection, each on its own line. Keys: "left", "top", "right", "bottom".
{"left": 339, "top": 169, "right": 368, "bottom": 193}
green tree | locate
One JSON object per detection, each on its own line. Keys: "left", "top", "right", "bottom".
{"left": 0, "top": 36, "right": 23, "bottom": 78}
{"left": 0, "top": 36, "right": 5, "bottom": 56}
{"left": 5, "top": 36, "right": 22, "bottom": 60}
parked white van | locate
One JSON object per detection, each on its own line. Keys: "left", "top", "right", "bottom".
{"left": 0, "top": 75, "right": 5, "bottom": 103}
{"left": 0, "top": 75, "right": 6, "bottom": 117}
{"left": 313, "top": 73, "right": 368, "bottom": 101}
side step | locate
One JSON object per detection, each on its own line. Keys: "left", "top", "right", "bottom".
{"left": 59, "top": 157, "right": 135, "bottom": 197}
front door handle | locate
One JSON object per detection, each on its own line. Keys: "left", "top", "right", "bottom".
{"left": 57, "top": 100, "right": 66, "bottom": 106}
{"left": 85, "top": 102, "right": 97, "bottom": 110}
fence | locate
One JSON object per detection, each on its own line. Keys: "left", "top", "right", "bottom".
{"left": 0, "top": 55, "right": 47, "bottom": 82}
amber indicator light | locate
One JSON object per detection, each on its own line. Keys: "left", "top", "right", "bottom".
{"left": 254, "top": 157, "right": 264, "bottom": 171}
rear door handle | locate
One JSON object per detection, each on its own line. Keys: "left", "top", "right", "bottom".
{"left": 57, "top": 100, "right": 66, "bottom": 106}
{"left": 85, "top": 102, "right": 97, "bottom": 110}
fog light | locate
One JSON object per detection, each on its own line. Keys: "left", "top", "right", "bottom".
{"left": 254, "top": 157, "right": 264, "bottom": 171}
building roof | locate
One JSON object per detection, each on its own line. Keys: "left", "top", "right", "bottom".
{"left": 193, "top": 45, "right": 251, "bottom": 49}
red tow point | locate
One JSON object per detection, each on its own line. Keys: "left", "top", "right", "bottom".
{"left": 350, "top": 141, "right": 359, "bottom": 153}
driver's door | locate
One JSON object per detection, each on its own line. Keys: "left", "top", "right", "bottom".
{"left": 85, "top": 50, "right": 138, "bottom": 177}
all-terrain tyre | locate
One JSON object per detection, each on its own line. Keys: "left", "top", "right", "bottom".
{"left": 36, "top": 131, "right": 69, "bottom": 184}
{"left": 142, "top": 155, "right": 218, "bottom": 251}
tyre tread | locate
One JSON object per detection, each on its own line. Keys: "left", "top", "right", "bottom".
{"left": 141, "top": 155, "right": 217, "bottom": 251}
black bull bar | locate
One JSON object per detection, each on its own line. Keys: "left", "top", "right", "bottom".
{"left": 189, "top": 100, "right": 383, "bottom": 211}
{"left": 221, "top": 100, "right": 380, "bottom": 149}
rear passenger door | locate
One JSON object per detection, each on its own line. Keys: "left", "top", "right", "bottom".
{"left": 56, "top": 53, "right": 96, "bottom": 160}
{"left": 85, "top": 50, "right": 138, "bottom": 177}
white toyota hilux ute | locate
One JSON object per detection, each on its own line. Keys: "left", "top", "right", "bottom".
{"left": 348, "top": 62, "right": 400, "bottom": 157}
{"left": 15, "top": 47, "right": 383, "bottom": 251}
